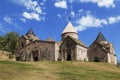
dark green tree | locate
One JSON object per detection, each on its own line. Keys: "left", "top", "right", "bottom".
{"left": 0, "top": 36, "right": 5, "bottom": 51}
{"left": 3, "top": 32, "right": 19, "bottom": 54}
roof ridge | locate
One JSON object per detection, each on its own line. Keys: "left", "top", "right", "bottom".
{"left": 68, "top": 36, "right": 87, "bottom": 48}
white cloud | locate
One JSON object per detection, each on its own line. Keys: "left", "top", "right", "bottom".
{"left": 40, "top": 2, "right": 45, "bottom": 6}
{"left": 23, "top": 12, "right": 40, "bottom": 21}
{"left": 11, "top": 0, "right": 38, "bottom": 11}
{"left": 11, "top": 0, "right": 27, "bottom": 5}
{"left": 3, "top": 16, "right": 13, "bottom": 24}
{"left": 54, "top": 0, "right": 67, "bottom": 9}
{"left": 116, "top": 16, "right": 120, "bottom": 21}
{"left": 80, "top": 0, "right": 115, "bottom": 8}
{"left": 3, "top": 16, "right": 23, "bottom": 30}
{"left": 98, "top": 0, "right": 115, "bottom": 8}
{"left": 78, "top": 14, "right": 108, "bottom": 27}
{"left": 35, "top": 7, "right": 42, "bottom": 14}
{"left": 20, "top": 18, "right": 26, "bottom": 23}
{"left": 71, "top": 11, "right": 75, "bottom": 17}
{"left": 108, "top": 16, "right": 120, "bottom": 24}
{"left": 69, "top": 0, "right": 74, "bottom": 3}
{"left": 20, "top": 0, "right": 44, "bottom": 14}
{"left": 78, "top": 9, "right": 84, "bottom": 16}
{"left": 75, "top": 14, "right": 108, "bottom": 31}
{"left": 108, "top": 17, "right": 117, "bottom": 24}
{"left": 58, "top": 14, "right": 62, "bottom": 18}
{"left": 75, "top": 13, "right": 120, "bottom": 31}
{"left": 11, "top": 0, "right": 45, "bottom": 22}
{"left": 24, "top": 0, "right": 38, "bottom": 10}
{"left": 78, "top": 9, "right": 83, "bottom": 13}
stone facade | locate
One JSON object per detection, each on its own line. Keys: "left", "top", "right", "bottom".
{"left": 16, "top": 22, "right": 88, "bottom": 61}
{"left": 18, "top": 40, "right": 55, "bottom": 61}
{"left": 16, "top": 22, "right": 117, "bottom": 65}
{"left": 16, "top": 29, "right": 56, "bottom": 61}
{"left": 88, "top": 32, "right": 117, "bottom": 65}
{"left": 55, "top": 42, "right": 61, "bottom": 61}
{"left": 59, "top": 22, "right": 88, "bottom": 61}
{"left": 59, "top": 36, "right": 88, "bottom": 61}
{"left": 76, "top": 45, "right": 88, "bottom": 61}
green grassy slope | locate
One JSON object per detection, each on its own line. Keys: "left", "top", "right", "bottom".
{"left": 0, "top": 60, "right": 120, "bottom": 80}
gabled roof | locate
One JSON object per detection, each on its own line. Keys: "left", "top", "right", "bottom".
{"left": 67, "top": 36, "right": 87, "bottom": 48}
{"left": 25, "top": 29, "right": 36, "bottom": 36}
{"left": 94, "top": 41, "right": 110, "bottom": 53}
{"left": 95, "top": 32, "right": 106, "bottom": 42}
{"left": 62, "top": 22, "right": 77, "bottom": 34}
{"left": 20, "top": 40, "right": 55, "bottom": 50}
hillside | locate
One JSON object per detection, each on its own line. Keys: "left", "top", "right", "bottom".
{"left": 0, "top": 61, "right": 120, "bottom": 80}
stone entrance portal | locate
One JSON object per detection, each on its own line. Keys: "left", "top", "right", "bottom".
{"left": 67, "top": 49, "right": 72, "bottom": 61}
{"left": 32, "top": 50, "right": 38, "bottom": 61}
{"left": 94, "top": 57, "right": 99, "bottom": 62}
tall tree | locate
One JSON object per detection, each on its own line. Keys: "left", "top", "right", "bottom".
{"left": 4, "top": 32, "right": 19, "bottom": 54}
{"left": 0, "top": 36, "right": 5, "bottom": 51}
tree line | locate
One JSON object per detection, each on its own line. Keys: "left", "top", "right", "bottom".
{"left": 0, "top": 32, "right": 19, "bottom": 55}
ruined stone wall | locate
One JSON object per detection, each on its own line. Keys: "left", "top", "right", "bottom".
{"left": 0, "top": 50, "right": 9, "bottom": 60}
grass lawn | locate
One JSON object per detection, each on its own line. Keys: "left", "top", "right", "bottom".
{"left": 0, "top": 60, "right": 120, "bottom": 80}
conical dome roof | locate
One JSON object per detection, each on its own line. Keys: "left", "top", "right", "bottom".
{"left": 95, "top": 32, "right": 106, "bottom": 42}
{"left": 26, "top": 29, "right": 36, "bottom": 36}
{"left": 62, "top": 22, "right": 77, "bottom": 34}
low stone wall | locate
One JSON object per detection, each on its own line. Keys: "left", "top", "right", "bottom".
{"left": 0, "top": 50, "right": 9, "bottom": 60}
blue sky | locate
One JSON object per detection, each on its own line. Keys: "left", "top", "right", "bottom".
{"left": 0, "top": 0, "right": 120, "bottom": 60}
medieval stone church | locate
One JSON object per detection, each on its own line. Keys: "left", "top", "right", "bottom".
{"left": 15, "top": 21, "right": 117, "bottom": 65}
{"left": 88, "top": 32, "right": 117, "bottom": 65}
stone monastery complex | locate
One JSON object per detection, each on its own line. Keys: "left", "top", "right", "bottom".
{"left": 15, "top": 21, "right": 117, "bottom": 65}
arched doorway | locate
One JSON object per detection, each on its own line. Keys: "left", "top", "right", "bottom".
{"left": 32, "top": 50, "right": 38, "bottom": 61}
{"left": 67, "top": 54, "right": 71, "bottom": 61}
{"left": 94, "top": 57, "right": 99, "bottom": 62}
{"left": 66, "top": 49, "right": 72, "bottom": 61}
